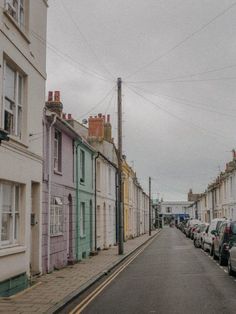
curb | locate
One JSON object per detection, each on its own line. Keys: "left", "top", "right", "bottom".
{"left": 47, "top": 229, "right": 161, "bottom": 314}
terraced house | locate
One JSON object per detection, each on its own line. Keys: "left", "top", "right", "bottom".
{"left": 0, "top": 0, "right": 48, "bottom": 296}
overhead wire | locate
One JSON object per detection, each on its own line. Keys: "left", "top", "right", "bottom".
{"left": 60, "top": 0, "right": 115, "bottom": 81}
{"left": 126, "top": 63, "right": 236, "bottom": 84}
{"left": 126, "top": 85, "right": 236, "bottom": 118}
{"left": 126, "top": 2, "right": 236, "bottom": 79}
{"left": 125, "top": 84, "right": 233, "bottom": 147}
{"left": 77, "top": 85, "right": 116, "bottom": 120}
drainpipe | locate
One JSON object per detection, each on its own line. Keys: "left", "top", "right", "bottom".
{"left": 47, "top": 113, "right": 56, "bottom": 273}
{"left": 75, "top": 142, "right": 80, "bottom": 260}
{"left": 94, "top": 153, "right": 99, "bottom": 251}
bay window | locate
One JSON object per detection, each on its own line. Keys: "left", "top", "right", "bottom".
{"left": 3, "top": 61, "right": 24, "bottom": 137}
{"left": 0, "top": 182, "right": 20, "bottom": 247}
{"left": 5, "top": 0, "right": 25, "bottom": 28}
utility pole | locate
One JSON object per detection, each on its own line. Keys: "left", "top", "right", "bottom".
{"left": 149, "top": 177, "right": 152, "bottom": 236}
{"left": 117, "top": 77, "right": 124, "bottom": 254}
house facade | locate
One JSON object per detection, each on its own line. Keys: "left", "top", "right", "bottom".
{"left": 42, "top": 93, "right": 77, "bottom": 273}
{"left": 87, "top": 114, "right": 117, "bottom": 250}
{"left": 0, "top": 0, "right": 48, "bottom": 296}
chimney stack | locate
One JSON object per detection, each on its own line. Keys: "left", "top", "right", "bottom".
{"left": 88, "top": 114, "right": 104, "bottom": 141}
{"left": 104, "top": 114, "right": 112, "bottom": 142}
{"left": 46, "top": 90, "right": 63, "bottom": 117}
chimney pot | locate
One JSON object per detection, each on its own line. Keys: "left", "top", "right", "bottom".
{"left": 62, "top": 113, "right": 66, "bottom": 119}
{"left": 98, "top": 113, "right": 102, "bottom": 118}
{"left": 48, "top": 91, "right": 53, "bottom": 102}
{"left": 68, "top": 113, "right": 72, "bottom": 120}
{"left": 107, "top": 114, "right": 110, "bottom": 122}
{"left": 54, "top": 91, "right": 60, "bottom": 102}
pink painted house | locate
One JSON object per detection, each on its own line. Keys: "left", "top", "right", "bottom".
{"left": 42, "top": 92, "right": 78, "bottom": 273}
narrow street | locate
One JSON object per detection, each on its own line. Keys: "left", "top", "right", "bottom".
{"left": 76, "top": 227, "right": 236, "bottom": 314}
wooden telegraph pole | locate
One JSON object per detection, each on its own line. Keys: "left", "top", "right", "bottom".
{"left": 117, "top": 77, "right": 124, "bottom": 254}
{"left": 149, "top": 177, "right": 152, "bottom": 236}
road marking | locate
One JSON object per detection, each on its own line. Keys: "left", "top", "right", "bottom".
{"left": 69, "top": 234, "right": 159, "bottom": 314}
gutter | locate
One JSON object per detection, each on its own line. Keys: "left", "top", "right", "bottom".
{"left": 47, "top": 113, "right": 57, "bottom": 273}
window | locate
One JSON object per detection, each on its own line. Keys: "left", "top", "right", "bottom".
{"left": 166, "top": 207, "right": 172, "bottom": 213}
{"left": 80, "top": 202, "right": 86, "bottom": 237}
{"left": 97, "top": 161, "right": 101, "bottom": 191}
{"left": 54, "top": 130, "right": 62, "bottom": 172}
{"left": 108, "top": 167, "right": 111, "bottom": 194}
{"left": 230, "top": 177, "right": 233, "bottom": 197}
{"left": 80, "top": 150, "right": 85, "bottom": 183}
{"left": 0, "top": 182, "right": 20, "bottom": 247}
{"left": 5, "top": 0, "right": 25, "bottom": 28}
{"left": 3, "top": 62, "right": 24, "bottom": 137}
{"left": 50, "top": 197, "right": 63, "bottom": 236}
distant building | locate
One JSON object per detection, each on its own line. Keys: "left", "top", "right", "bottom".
{"left": 160, "top": 201, "right": 193, "bottom": 223}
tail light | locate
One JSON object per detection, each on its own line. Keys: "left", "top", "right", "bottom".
{"left": 225, "top": 226, "right": 232, "bottom": 234}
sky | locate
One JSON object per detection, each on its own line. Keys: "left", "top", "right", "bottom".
{"left": 46, "top": 0, "right": 236, "bottom": 200}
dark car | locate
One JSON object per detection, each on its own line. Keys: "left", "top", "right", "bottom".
{"left": 212, "top": 220, "right": 236, "bottom": 266}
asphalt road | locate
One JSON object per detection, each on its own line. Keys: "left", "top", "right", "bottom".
{"left": 80, "top": 227, "right": 236, "bottom": 314}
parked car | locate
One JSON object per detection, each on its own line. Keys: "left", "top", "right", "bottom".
{"left": 228, "top": 238, "right": 236, "bottom": 275}
{"left": 202, "top": 218, "right": 226, "bottom": 255}
{"left": 212, "top": 220, "right": 236, "bottom": 266}
{"left": 193, "top": 223, "right": 209, "bottom": 248}
{"left": 185, "top": 219, "right": 201, "bottom": 238}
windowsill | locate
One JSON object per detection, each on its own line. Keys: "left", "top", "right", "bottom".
{"left": 7, "top": 134, "right": 29, "bottom": 149}
{"left": 54, "top": 170, "right": 63, "bottom": 176}
{"left": 3, "top": 10, "right": 30, "bottom": 44}
{"left": 80, "top": 235, "right": 86, "bottom": 239}
{"left": 50, "top": 233, "right": 63, "bottom": 238}
{"left": 0, "top": 245, "right": 26, "bottom": 257}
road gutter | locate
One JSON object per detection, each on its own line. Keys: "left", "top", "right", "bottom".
{"left": 47, "top": 230, "right": 162, "bottom": 314}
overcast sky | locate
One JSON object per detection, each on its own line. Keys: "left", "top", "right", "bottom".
{"left": 47, "top": 0, "right": 236, "bottom": 200}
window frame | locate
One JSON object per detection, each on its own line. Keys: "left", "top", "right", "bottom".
{"left": 80, "top": 149, "right": 85, "bottom": 183}
{"left": 3, "top": 61, "right": 24, "bottom": 138}
{"left": 50, "top": 197, "right": 63, "bottom": 236}
{"left": 54, "top": 129, "right": 62, "bottom": 173}
{"left": 0, "top": 182, "right": 20, "bottom": 248}
{"left": 80, "top": 202, "right": 86, "bottom": 237}
{"left": 5, "top": 0, "right": 25, "bottom": 28}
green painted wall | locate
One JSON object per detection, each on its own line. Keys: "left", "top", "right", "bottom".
{"left": 0, "top": 273, "right": 28, "bottom": 297}
{"left": 76, "top": 141, "right": 94, "bottom": 260}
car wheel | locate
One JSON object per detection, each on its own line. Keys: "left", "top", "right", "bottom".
{"left": 213, "top": 247, "right": 217, "bottom": 260}
{"left": 194, "top": 239, "right": 197, "bottom": 248}
{"left": 219, "top": 253, "right": 225, "bottom": 266}
{"left": 210, "top": 245, "right": 214, "bottom": 256}
{"left": 228, "top": 258, "right": 234, "bottom": 276}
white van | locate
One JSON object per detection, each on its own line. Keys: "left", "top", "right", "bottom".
{"left": 202, "top": 218, "right": 226, "bottom": 254}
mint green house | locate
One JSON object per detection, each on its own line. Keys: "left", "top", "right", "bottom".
{"left": 75, "top": 140, "right": 95, "bottom": 260}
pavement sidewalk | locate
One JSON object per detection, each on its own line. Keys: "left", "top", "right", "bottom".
{"left": 0, "top": 230, "right": 160, "bottom": 314}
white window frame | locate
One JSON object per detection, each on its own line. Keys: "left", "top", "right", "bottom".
{"left": 54, "top": 130, "right": 62, "bottom": 172}
{"left": 0, "top": 182, "right": 20, "bottom": 248}
{"left": 5, "top": 0, "right": 25, "bottom": 28}
{"left": 80, "top": 202, "right": 86, "bottom": 237}
{"left": 80, "top": 149, "right": 85, "bottom": 183}
{"left": 50, "top": 197, "right": 63, "bottom": 236}
{"left": 3, "top": 61, "right": 23, "bottom": 137}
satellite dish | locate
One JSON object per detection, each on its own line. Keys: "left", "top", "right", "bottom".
{"left": 82, "top": 119, "right": 88, "bottom": 125}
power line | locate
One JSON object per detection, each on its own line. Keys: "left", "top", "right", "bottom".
{"left": 126, "top": 63, "right": 236, "bottom": 84}
{"left": 126, "top": 85, "right": 236, "bottom": 118}
{"left": 60, "top": 0, "right": 114, "bottom": 80}
{"left": 77, "top": 85, "right": 116, "bottom": 120}
{"left": 126, "top": 2, "right": 236, "bottom": 79}
{"left": 125, "top": 84, "right": 232, "bottom": 146}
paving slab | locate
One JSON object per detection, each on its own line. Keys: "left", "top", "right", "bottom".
{"left": 0, "top": 230, "right": 160, "bottom": 314}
